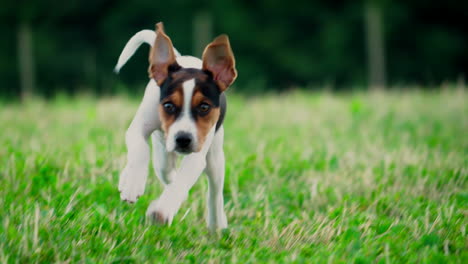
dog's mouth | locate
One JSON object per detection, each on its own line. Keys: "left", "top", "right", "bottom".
{"left": 174, "top": 146, "right": 193, "bottom": 155}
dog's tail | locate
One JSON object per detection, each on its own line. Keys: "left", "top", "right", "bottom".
{"left": 114, "top": 30, "right": 181, "bottom": 73}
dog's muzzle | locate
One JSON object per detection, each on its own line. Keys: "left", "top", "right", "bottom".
{"left": 174, "top": 132, "right": 194, "bottom": 154}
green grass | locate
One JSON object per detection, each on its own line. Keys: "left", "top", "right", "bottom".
{"left": 0, "top": 89, "right": 467, "bottom": 263}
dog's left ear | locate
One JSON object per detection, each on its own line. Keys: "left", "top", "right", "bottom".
{"left": 202, "top": 35, "right": 237, "bottom": 91}
{"left": 149, "top": 22, "right": 180, "bottom": 85}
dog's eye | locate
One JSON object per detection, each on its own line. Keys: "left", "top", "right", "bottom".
{"left": 197, "top": 103, "right": 211, "bottom": 114}
{"left": 163, "top": 102, "right": 176, "bottom": 114}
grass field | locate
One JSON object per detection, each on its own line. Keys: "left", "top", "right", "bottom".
{"left": 0, "top": 89, "right": 466, "bottom": 263}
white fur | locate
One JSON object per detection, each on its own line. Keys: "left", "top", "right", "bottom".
{"left": 146, "top": 125, "right": 216, "bottom": 225}
{"left": 205, "top": 126, "right": 228, "bottom": 228}
{"left": 165, "top": 79, "right": 198, "bottom": 152}
{"left": 175, "top": 56, "right": 202, "bottom": 69}
{"left": 116, "top": 30, "right": 227, "bottom": 229}
{"left": 118, "top": 79, "right": 160, "bottom": 202}
{"left": 152, "top": 131, "right": 177, "bottom": 185}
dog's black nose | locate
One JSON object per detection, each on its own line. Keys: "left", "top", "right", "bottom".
{"left": 175, "top": 132, "right": 193, "bottom": 149}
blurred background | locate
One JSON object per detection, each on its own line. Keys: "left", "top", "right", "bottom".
{"left": 1, "top": 0, "right": 467, "bottom": 100}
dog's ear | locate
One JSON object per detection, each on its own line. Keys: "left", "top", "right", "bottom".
{"left": 202, "top": 35, "right": 237, "bottom": 91}
{"left": 149, "top": 22, "right": 179, "bottom": 85}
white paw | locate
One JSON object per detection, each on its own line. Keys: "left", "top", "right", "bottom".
{"left": 146, "top": 198, "right": 178, "bottom": 225}
{"left": 218, "top": 213, "right": 228, "bottom": 229}
{"left": 118, "top": 166, "right": 147, "bottom": 203}
{"left": 207, "top": 211, "right": 228, "bottom": 230}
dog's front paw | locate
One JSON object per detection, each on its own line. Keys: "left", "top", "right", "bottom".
{"left": 207, "top": 210, "right": 228, "bottom": 230}
{"left": 216, "top": 212, "right": 228, "bottom": 230}
{"left": 118, "top": 166, "right": 147, "bottom": 203}
{"left": 146, "top": 199, "right": 177, "bottom": 225}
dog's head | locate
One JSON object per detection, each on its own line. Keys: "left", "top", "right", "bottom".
{"left": 149, "top": 22, "right": 237, "bottom": 154}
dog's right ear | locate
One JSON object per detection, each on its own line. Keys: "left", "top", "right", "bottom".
{"left": 202, "top": 35, "right": 237, "bottom": 91}
{"left": 149, "top": 22, "right": 180, "bottom": 85}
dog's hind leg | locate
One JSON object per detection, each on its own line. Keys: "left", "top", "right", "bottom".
{"left": 151, "top": 131, "right": 176, "bottom": 186}
{"left": 119, "top": 79, "right": 160, "bottom": 203}
{"left": 204, "top": 126, "right": 228, "bottom": 230}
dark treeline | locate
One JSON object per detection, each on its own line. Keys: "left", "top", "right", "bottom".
{"left": 1, "top": 0, "right": 467, "bottom": 98}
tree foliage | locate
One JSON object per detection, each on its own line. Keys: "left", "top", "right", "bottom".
{"left": 0, "top": 0, "right": 466, "bottom": 97}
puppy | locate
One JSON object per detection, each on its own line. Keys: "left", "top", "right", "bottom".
{"left": 115, "top": 22, "right": 237, "bottom": 230}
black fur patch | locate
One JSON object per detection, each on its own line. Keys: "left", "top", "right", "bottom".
{"left": 216, "top": 93, "right": 227, "bottom": 131}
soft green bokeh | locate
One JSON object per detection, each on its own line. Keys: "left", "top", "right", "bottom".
{"left": 1, "top": 1, "right": 467, "bottom": 97}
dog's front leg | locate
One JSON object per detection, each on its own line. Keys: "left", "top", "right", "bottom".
{"left": 146, "top": 152, "right": 206, "bottom": 224}
{"left": 119, "top": 80, "right": 160, "bottom": 203}
{"left": 205, "top": 127, "right": 228, "bottom": 230}
{"left": 146, "top": 127, "right": 216, "bottom": 225}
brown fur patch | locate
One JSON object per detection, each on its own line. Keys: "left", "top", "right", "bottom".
{"left": 159, "top": 87, "right": 183, "bottom": 135}
{"left": 191, "top": 89, "right": 220, "bottom": 151}
{"left": 149, "top": 22, "right": 178, "bottom": 85}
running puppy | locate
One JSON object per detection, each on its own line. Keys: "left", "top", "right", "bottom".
{"left": 114, "top": 22, "right": 236, "bottom": 230}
